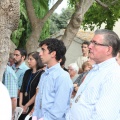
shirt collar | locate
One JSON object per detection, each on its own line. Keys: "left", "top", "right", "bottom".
{"left": 45, "top": 63, "right": 60, "bottom": 75}
{"left": 93, "top": 58, "right": 116, "bottom": 71}
{"left": 12, "top": 62, "right": 26, "bottom": 70}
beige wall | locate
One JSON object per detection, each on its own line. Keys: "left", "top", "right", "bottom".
{"left": 65, "top": 40, "right": 82, "bottom": 68}
{"left": 113, "top": 19, "right": 120, "bottom": 37}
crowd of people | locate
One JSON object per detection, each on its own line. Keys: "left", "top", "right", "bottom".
{"left": 1, "top": 29, "right": 120, "bottom": 120}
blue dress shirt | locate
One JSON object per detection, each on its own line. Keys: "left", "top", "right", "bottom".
{"left": 12, "top": 62, "right": 29, "bottom": 90}
{"left": 33, "top": 63, "right": 73, "bottom": 120}
{"left": 66, "top": 58, "right": 120, "bottom": 120}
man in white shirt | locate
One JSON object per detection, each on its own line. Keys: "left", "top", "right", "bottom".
{"left": 75, "top": 41, "right": 89, "bottom": 73}
{"left": 0, "top": 82, "right": 12, "bottom": 120}
{"left": 66, "top": 29, "right": 120, "bottom": 120}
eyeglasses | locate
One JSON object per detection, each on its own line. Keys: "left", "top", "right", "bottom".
{"left": 90, "top": 41, "right": 108, "bottom": 47}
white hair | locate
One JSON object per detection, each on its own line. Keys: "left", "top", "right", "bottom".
{"left": 68, "top": 63, "right": 79, "bottom": 73}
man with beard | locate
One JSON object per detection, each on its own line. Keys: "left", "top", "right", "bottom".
{"left": 12, "top": 48, "right": 29, "bottom": 96}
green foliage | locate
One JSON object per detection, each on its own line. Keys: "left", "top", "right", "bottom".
{"left": 49, "top": 7, "right": 74, "bottom": 35}
{"left": 68, "top": 0, "right": 79, "bottom": 7}
{"left": 11, "top": 0, "right": 50, "bottom": 48}
{"left": 82, "top": 0, "right": 120, "bottom": 30}
{"left": 11, "top": 0, "right": 28, "bottom": 48}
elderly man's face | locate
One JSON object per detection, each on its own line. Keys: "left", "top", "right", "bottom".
{"left": 89, "top": 34, "right": 111, "bottom": 64}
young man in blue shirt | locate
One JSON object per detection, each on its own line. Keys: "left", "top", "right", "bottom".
{"left": 32, "top": 38, "right": 73, "bottom": 120}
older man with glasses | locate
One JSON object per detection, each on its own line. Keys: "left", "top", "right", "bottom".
{"left": 66, "top": 29, "right": 120, "bottom": 120}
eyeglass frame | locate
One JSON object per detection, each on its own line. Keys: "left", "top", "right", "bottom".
{"left": 90, "top": 40, "right": 109, "bottom": 47}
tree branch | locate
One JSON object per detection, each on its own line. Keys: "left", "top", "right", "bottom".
{"left": 42, "top": 0, "right": 63, "bottom": 22}
{"left": 24, "top": 0, "right": 39, "bottom": 30}
{"left": 95, "top": 0, "right": 109, "bottom": 9}
{"left": 111, "top": 0, "right": 118, "bottom": 5}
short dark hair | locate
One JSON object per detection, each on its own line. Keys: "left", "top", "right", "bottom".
{"left": 28, "top": 52, "right": 44, "bottom": 70}
{"left": 82, "top": 41, "right": 90, "bottom": 46}
{"left": 95, "top": 29, "right": 120, "bottom": 56}
{"left": 39, "top": 38, "right": 66, "bottom": 61}
{"left": 15, "top": 48, "right": 27, "bottom": 60}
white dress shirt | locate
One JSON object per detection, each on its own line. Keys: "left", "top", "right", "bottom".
{"left": 66, "top": 58, "right": 120, "bottom": 120}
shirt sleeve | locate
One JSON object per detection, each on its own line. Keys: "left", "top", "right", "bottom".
{"left": 43, "top": 74, "right": 73, "bottom": 120}
{"left": 89, "top": 75, "right": 120, "bottom": 120}
{"left": 32, "top": 88, "right": 41, "bottom": 118}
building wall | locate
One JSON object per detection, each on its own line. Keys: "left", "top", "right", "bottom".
{"left": 65, "top": 40, "right": 82, "bottom": 68}
{"left": 113, "top": 19, "right": 120, "bottom": 37}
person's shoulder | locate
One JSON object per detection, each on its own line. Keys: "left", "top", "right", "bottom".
{"left": 20, "top": 62, "right": 29, "bottom": 70}
{"left": 25, "top": 69, "right": 32, "bottom": 74}
{"left": 5, "top": 65, "right": 15, "bottom": 74}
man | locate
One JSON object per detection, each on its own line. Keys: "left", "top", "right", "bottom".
{"left": 8, "top": 53, "right": 15, "bottom": 66}
{"left": 0, "top": 82, "right": 12, "bottom": 120}
{"left": 2, "top": 65, "right": 18, "bottom": 119}
{"left": 66, "top": 29, "right": 120, "bottom": 120}
{"left": 75, "top": 41, "right": 89, "bottom": 73}
{"left": 12, "top": 48, "right": 29, "bottom": 95}
{"left": 32, "top": 38, "right": 73, "bottom": 120}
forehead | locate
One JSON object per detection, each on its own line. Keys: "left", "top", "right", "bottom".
{"left": 92, "top": 34, "right": 104, "bottom": 42}
{"left": 14, "top": 50, "right": 21, "bottom": 54}
{"left": 41, "top": 44, "right": 48, "bottom": 49}
{"left": 82, "top": 44, "right": 88, "bottom": 46}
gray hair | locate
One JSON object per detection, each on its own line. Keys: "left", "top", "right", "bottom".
{"left": 68, "top": 63, "right": 79, "bottom": 73}
{"left": 95, "top": 29, "right": 120, "bottom": 56}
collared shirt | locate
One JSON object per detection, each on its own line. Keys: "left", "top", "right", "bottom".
{"left": 2, "top": 65, "right": 18, "bottom": 98}
{"left": 33, "top": 63, "right": 73, "bottom": 120}
{"left": 66, "top": 58, "right": 120, "bottom": 120}
{"left": 12, "top": 62, "right": 29, "bottom": 90}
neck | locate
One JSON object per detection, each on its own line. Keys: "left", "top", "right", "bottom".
{"left": 47, "top": 60, "right": 59, "bottom": 68}
{"left": 32, "top": 67, "right": 37, "bottom": 73}
{"left": 15, "top": 61, "right": 23, "bottom": 68}
{"left": 83, "top": 52, "right": 88, "bottom": 57}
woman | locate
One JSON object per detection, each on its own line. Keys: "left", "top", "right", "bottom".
{"left": 19, "top": 52, "right": 44, "bottom": 120}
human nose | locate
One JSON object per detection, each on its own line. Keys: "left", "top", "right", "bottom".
{"left": 88, "top": 43, "right": 93, "bottom": 49}
{"left": 27, "top": 59, "right": 30, "bottom": 63}
{"left": 39, "top": 51, "right": 43, "bottom": 56}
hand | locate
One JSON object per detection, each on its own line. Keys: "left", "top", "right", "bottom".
{"left": 73, "top": 83, "right": 78, "bottom": 87}
{"left": 23, "top": 105, "right": 29, "bottom": 114}
{"left": 74, "top": 86, "right": 79, "bottom": 92}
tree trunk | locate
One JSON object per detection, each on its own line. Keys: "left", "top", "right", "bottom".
{"left": 26, "top": 24, "right": 43, "bottom": 53}
{"left": 25, "top": 0, "right": 63, "bottom": 53}
{"left": 62, "top": 0, "right": 94, "bottom": 50}
{"left": 0, "top": 0, "right": 20, "bottom": 81}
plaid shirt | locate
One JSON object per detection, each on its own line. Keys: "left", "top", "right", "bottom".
{"left": 2, "top": 65, "right": 18, "bottom": 98}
